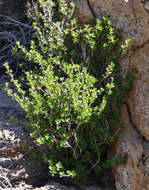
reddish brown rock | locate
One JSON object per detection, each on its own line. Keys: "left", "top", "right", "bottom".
{"left": 143, "top": 142, "right": 149, "bottom": 190}
{"left": 73, "top": 0, "right": 93, "bottom": 23}
{"left": 110, "top": 105, "right": 144, "bottom": 190}
{"left": 73, "top": 0, "right": 149, "bottom": 189}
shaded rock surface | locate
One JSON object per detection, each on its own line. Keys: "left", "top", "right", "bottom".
{"left": 0, "top": 76, "right": 49, "bottom": 188}
{"left": 1, "top": 181, "right": 105, "bottom": 190}
{"left": 0, "top": 0, "right": 29, "bottom": 21}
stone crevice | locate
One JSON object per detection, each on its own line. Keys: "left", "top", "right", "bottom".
{"left": 124, "top": 102, "right": 148, "bottom": 189}
{"left": 125, "top": 102, "right": 147, "bottom": 142}
{"left": 86, "top": 0, "right": 96, "bottom": 18}
{"left": 131, "top": 38, "right": 149, "bottom": 52}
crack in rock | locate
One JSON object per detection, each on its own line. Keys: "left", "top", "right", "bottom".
{"left": 86, "top": 0, "right": 96, "bottom": 18}
{"left": 125, "top": 103, "right": 148, "bottom": 142}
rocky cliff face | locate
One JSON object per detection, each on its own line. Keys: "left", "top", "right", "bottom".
{"left": 74, "top": 0, "right": 149, "bottom": 190}
{"left": 0, "top": 0, "right": 149, "bottom": 190}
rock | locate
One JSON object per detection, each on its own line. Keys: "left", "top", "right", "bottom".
{"left": 73, "top": 0, "right": 93, "bottom": 23}
{"left": 0, "top": 76, "right": 48, "bottom": 188}
{"left": 32, "top": 182, "right": 104, "bottom": 190}
{"left": 2, "top": 182, "right": 105, "bottom": 190}
{"left": 73, "top": 0, "right": 149, "bottom": 189}
{"left": 33, "top": 182, "right": 77, "bottom": 190}
{"left": 143, "top": 142, "right": 149, "bottom": 189}
{"left": 127, "top": 42, "right": 149, "bottom": 141}
{"left": 1, "top": 0, "right": 149, "bottom": 189}
{"left": 144, "top": 1, "right": 149, "bottom": 11}
{"left": 109, "top": 105, "right": 144, "bottom": 190}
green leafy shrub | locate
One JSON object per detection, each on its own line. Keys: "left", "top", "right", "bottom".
{"left": 5, "top": 0, "right": 131, "bottom": 179}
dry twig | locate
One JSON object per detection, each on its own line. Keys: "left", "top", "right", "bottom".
{"left": 0, "top": 166, "right": 12, "bottom": 190}
{"left": 0, "top": 15, "right": 33, "bottom": 70}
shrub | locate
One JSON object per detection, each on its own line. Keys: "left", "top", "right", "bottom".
{"left": 5, "top": 0, "right": 130, "bottom": 180}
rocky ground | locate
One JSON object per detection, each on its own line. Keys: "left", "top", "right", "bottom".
{"left": 0, "top": 75, "right": 48, "bottom": 189}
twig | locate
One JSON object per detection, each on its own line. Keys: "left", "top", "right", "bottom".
{"left": 0, "top": 167, "right": 13, "bottom": 189}
{"left": 0, "top": 15, "right": 33, "bottom": 71}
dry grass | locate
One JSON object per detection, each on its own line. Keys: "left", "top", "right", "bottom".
{"left": 0, "top": 15, "right": 33, "bottom": 69}
{"left": 0, "top": 166, "right": 12, "bottom": 190}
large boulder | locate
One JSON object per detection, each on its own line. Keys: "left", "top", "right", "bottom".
{"left": 73, "top": 0, "right": 149, "bottom": 189}
{"left": 109, "top": 105, "right": 144, "bottom": 190}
